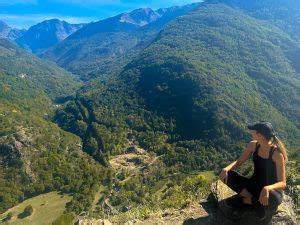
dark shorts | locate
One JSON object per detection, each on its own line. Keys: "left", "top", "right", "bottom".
{"left": 226, "top": 170, "right": 283, "bottom": 208}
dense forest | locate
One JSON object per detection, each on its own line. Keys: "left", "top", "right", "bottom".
{"left": 55, "top": 3, "right": 299, "bottom": 167}
{"left": 0, "top": 39, "right": 107, "bottom": 214}
{"left": 0, "top": 0, "right": 299, "bottom": 222}
{"left": 53, "top": 1, "right": 299, "bottom": 217}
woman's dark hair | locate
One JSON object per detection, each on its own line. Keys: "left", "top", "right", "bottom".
{"left": 248, "top": 121, "right": 288, "bottom": 161}
{"left": 271, "top": 134, "right": 288, "bottom": 161}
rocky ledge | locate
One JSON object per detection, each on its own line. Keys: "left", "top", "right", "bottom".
{"left": 75, "top": 181, "right": 297, "bottom": 225}
{"left": 210, "top": 180, "right": 297, "bottom": 225}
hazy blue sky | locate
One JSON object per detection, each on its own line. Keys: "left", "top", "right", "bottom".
{"left": 0, "top": 0, "right": 202, "bottom": 29}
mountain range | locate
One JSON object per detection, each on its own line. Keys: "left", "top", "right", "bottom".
{"left": 15, "top": 19, "right": 85, "bottom": 54}
{"left": 54, "top": 1, "right": 299, "bottom": 164}
{"left": 0, "top": 37, "right": 100, "bottom": 213}
{"left": 0, "top": 0, "right": 299, "bottom": 220}
{"left": 41, "top": 3, "right": 201, "bottom": 80}
{"left": 51, "top": 0, "right": 300, "bottom": 217}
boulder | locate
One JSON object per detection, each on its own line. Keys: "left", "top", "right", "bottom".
{"left": 210, "top": 180, "right": 297, "bottom": 224}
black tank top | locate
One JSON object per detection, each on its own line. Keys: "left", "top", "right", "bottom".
{"left": 251, "top": 142, "right": 278, "bottom": 190}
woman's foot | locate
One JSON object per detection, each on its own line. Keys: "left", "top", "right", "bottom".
{"left": 243, "top": 197, "right": 252, "bottom": 205}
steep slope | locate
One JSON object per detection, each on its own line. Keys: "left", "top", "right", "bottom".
{"left": 54, "top": 3, "right": 299, "bottom": 174}
{"left": 16, "top": 19, "right": 85, "bottom": 54}
{"left": 0, "top": 38, "right": 81, "bottom": 100}
{"left": 207, "top": 0, "right": 300, "bottom": 39}
{"left": 0, "top": 39, "right": 104, "bottom": 214}
{"left": 42, "top": 3, "right": 200, "bottom": 81}
{"left": 0, "top": 20, "right": 26, "bottom": 40}
{"left": 136, "top": 3, "right": 300, "bottom": 133}
{"left": 126, "top": 3, "right": 300, "bottom": 133}
{"left": 206, "top": 0, "right": 300, "bottom": 74}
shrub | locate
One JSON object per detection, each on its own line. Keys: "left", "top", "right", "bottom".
{"left": 24, "top": 205, "right": 33, "bottom": 216}
{"left": 6, "top": 212, "right": 13, "bottom": 221}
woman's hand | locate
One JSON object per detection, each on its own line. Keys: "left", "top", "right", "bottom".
{"left": 259, "top": 186, "right": 270, "bottom": 206}
{"left": 219, "top": 168, "right": 228, "bottom": 184}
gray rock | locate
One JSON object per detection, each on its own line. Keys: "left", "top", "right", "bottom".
{"left": 210, "top": 180, "right": 297, "bottom": 224}
{"left": 0, "top": 127, "right": 37, "bottom": 181}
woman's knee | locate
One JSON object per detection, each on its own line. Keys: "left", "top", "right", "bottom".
{"left": 226, "top": 170, "right": 238, "bottom": 187}
{"left": 269, "top": 190, "right": 283, "bottom": 207}
{"left": 227, "top": 170, "right": 239, "bottom": 181}
{"left": 226, "top": 170, "right": 246, "bottom": 194}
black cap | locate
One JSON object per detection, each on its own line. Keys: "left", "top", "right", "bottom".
{"left": 247, "top": 121, "right": 275, "bottom": 137}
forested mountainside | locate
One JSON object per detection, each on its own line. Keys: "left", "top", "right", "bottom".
{"left": 52, "top": 2, "right": 300, "bottom": 218}
{"left": 0, "top": 39, "right": 107, "bottom": 214}
{"left": 0, "top": 38, "right": 81, "bottom": 100}
{"left": 206, "top": 0, "right": 300, "bottom": 74}
{"left": 207, "top": 0, "right": 300, "bottom": 39}
{"left": 16, "top": 19, "right": 85, "bottom": 55}
{"left": 0, "top": 0, "right": 299, "bottom": 222}
{"left": 55, "top": 3, "right": 299, "bottom": 166}
{"left": 41, "top": 3, "right": 201, "bottom": 81}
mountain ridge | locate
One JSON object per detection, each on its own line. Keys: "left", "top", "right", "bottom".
{"left": 41, "top": 3, "right": 202, "bottom": 80}
{"left": 54, "top": 3, "right": 299, "bottom": 174}
{"left": 0, "top": 20, "right": 26, "bottom": 40}
{"left": 0, "top": 38, "right": 81, "bottom": 100}
{"left": 16, "top": 19, "right": 86, "bottom": 54}
{"left": 0, "top": 0, "right": 299, "bottom": 220}
{"left": 0, "top": 37, "right": 105, "bottom": 214}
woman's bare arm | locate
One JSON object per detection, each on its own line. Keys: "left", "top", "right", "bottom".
{"left": 224, "top": 140, "right": 256, "bottom": 171}
{"left": 219, "top": 141, "right": 256, "bottom": 183}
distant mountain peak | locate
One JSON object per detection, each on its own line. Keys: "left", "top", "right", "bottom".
{"left": 117, "top": 3, "right": 202, "bottom": 27}
{"left": 33, "top": 19, "right": 82, "bottom": 29}
{"left": 119, "top": 7, "right": 160, "bottom": 26}
{"left": 155, "top": 2, "right": 201, "bottom": 16}
{"left": 132, "top": 7, "right": 153, "bottom": 13}
{"left": 0, "top": 20, "right": 9, "bottom": 29}
{"left": 0, "top": 20, "right": 26, "bottom": 40}
{"left": 16, "top": 19, "right": 85, "bottom": 54}
{"left": 40, "top": 18, "right": 62, "bottom": 25}
{"left": 41, "top": 2, "right": 202, "bottom": 80}
{"left": 46, "top": 18, "right": 61, "bottom": 22}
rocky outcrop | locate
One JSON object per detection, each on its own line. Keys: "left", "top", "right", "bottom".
{"left": 76, "top": 202, "right": 209, "bottom": 225}
{"left": 210, "top": 180, "right": 297, "bottom": 225}
{"left": 0, "top": 126, "right": 36, "bottom": 180}
{"left": 74, "top": 180, "right": 297, "bottom": 224}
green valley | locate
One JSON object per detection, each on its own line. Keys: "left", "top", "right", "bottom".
{"left": 0, "top": 0, "right": 299, "bottom": 223}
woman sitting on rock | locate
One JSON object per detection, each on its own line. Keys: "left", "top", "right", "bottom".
{"left": 219, "top": 121, "right": 287, "bottom": 220}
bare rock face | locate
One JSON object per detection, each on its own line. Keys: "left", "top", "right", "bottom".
{"left": 210, "top": 180, "right": 297, "bottom": 225}
{"left": 0, "top": 126, "right": 37, "bottom": 180}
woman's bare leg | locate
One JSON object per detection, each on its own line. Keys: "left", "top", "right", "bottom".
{"left": 240, "top": 188, "right": 252, "bottom": 204}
